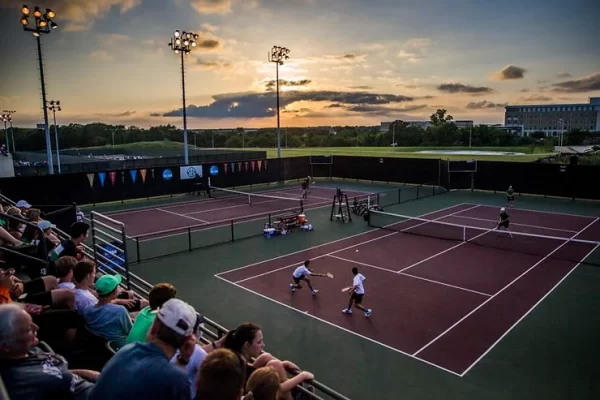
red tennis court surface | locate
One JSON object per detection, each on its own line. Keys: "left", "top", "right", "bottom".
{"left": 106, "top": 186, "right": 370, "bottom": 238}
{"left": 216, "top": 203, "right": 600, "bottom": 376}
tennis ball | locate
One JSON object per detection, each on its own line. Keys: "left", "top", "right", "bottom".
{"left": 356, "top": 249, "right": 359, "bottom": 252}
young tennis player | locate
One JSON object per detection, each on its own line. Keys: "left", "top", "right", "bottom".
{"left": 506, "top": 185, "right": 515, "bottom": 207}
{"left": 290, "top": 260, "right": 331, "bottom": 295}
{"left": 496, "top": 207, "right": 513, "bottom": 237}
{"left": 342, "top": 267, "right": 372, "bottom": 317}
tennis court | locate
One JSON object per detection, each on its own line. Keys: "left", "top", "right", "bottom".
{"left": 105, "top": 185, "right": 371, "bottom": 238}
{"left": 216, "top": 202, "right": 600, "bottom": 376}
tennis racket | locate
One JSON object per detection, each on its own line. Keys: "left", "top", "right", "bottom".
{"left": 315, "top": 272, "right": 335, "bottom": 279}
{"left": 341, "top": 286, "right": 353, "bottom": 292}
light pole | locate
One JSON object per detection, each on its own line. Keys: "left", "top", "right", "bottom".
{"left": 46, "top": 100, "right": 61, "bottom": 173}
{"left": 558, "top": 118, "right": 565, "bottom": 154}
{"left": 269, "top": 45, "right": 290, "bottom": 159}
{"left": 2, "top": 111, "right": 16, "bottom": 153}
{"left": 0, "top": 114, "right": 11, "bottom": 152}
{"left": 20, "top": 4, "right": 58, "bottom": 175}
{"left": 169, "top": 30, "right": 199, "bottom": 165}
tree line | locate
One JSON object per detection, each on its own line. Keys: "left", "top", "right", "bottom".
{"left": 4, "top": 109, "right": 596, "bottom": 152}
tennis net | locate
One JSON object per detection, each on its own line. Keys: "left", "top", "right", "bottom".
{"left": 209, "top": 186, "right": 304, "bottom": 213}
{"left": 368, "top": 209, "right": 600, "bottom": 266}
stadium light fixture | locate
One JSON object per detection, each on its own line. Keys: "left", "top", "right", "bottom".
{"left": 20, "top": 4, "right": 59, "bottom": 174}
{"left": 168, "top": 30, "right": 199, "bottom": 165}
{"left": 46, "top": 101, "right": 62, "bottom": 173}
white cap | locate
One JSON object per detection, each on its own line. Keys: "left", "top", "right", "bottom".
{"left": 157, "top": 299, "right": 200, "bottom": 337}
{"left": 16, "top": 200, "right": 31, "bottom": 209}
{"left": 501, "top": 207, "right": 506, "bottom": 212}
{"left": 38, "top": 221, "right": 56, "bottom": 230}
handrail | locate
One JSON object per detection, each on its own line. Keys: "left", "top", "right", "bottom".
{"left": 0, "top": 213, "right": 48, "bottom": 259}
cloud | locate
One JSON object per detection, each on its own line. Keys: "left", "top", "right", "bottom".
{"left": 556, "top": 72, "right": 572, "bottom": 78}
{"left": 300, "top": 53, "right": 367, "bottom": 65}
{"left": 519, "top": 89, "right": 530, "bottom": 93}
{"left": 201, "top": 23, "right": 219, "bottom": 32}
{"left": 265, "top": 79, "right": 311, "bottom": 91}
{"left": 551, "top": 72, "right": 600, "bottom": 93}
{"left": 191, "top": 0, "right": 233, "bottom": 14}
{"left": 519, "top": 94, "right": 553, "bottom": 102}
{"left": 437, "top": 83, "right": 494, "bottom": 95}
{"left": 57, "top": 0, "right": 142, "bottom": 32}
{"left": 156, "top": 90, "right": 416, "bottom": 119}
{"left": 116, "top": 110, "right": 136, "bottom": 117}
{"left": 397, "top": 38, "right": 432, "bottom": 63}
{"left": 348, "top": 86, "right": 373, "bottom": 90}
{"left": 491, "top": 65, "right": 527, "bottom": 80}
{"left": 89, "top": 50, "right": 113, "bottom": 61}
{"left": 192, "top": 58, "right": 233, "bottom": 70}
{"left": 465, "top": 101, "right": 507, "bottom": 109}
{"left": 396, "top": 83, "right": 422, "bottom": 89}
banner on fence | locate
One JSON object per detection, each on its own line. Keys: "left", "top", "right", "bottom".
{"left": 180, "top": 165, "right": 203, "bottom": 180}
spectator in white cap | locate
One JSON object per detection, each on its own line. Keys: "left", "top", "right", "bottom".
{"left": 89, "top": 298, "right": 199, "bottom": 399}
{"left": 15, "top": 200, "right": 31, "bottom": 212}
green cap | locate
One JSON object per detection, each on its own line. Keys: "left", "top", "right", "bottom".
{"left": 95, "top": 274, "right": 122, "bottom": 296}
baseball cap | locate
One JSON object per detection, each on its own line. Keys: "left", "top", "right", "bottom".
{"left": 157, "top": 298, "right": 200, "bottom": 337}
{"left": 38, "top": 221, "right": 56, "bottom": 231}
{"left": 16, "top": 200, "right": 31, "bottom": 209}
{"left": 95, "top": 274, "right": 122, "bottom": 296}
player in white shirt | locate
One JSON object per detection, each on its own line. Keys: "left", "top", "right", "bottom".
{"left": 342, "top": 267, "right": 372, "bottom": 317}
{"left": 289, "top": 260, "right": 328, "bottom": 295}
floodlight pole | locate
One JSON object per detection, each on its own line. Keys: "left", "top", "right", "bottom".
{"left": 37, "top": 35, "right": 54, "bottom": 174}
{"left": 47, "top": 101, "right": 61, "bottom": 173}
{"left": 269, "top": 46, "right": 290, "bottom": 159}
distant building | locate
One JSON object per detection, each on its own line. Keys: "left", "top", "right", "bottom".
{"left": 380, "top": 119, "right": 473, "bottom": 132}
{"left": 504, "top": 97, "right": 600, "bottom": 137}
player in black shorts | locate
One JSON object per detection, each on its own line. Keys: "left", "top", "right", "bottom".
{"left": 496, "top": 207, "right": 513, "bottom": 237}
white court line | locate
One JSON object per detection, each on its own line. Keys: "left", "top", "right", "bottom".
{"left": 445, "top": 214, "right": 579, "bottom": 234}
{"left": 214, "top": 274, "right": 463, "bottom": 377}
{"left": 397, "top": 220, "right": 493, "bottom": 274}
{"left": 460, "top": 241, "right": 600, "bottom": 376}
{"left": 156, "top": 208, "right": 209, "bottom": 223}
{"left": 136, "top": 199, "right": 332, "bottom": 241}
{"left": 232, "top": 204, "right": 481, "bottom": 284}
{"left": 328, "top": 255, "right": 491, "bottom": 297}
{"left": 106, "top": 186, "right": 311, "bottom": 216}
{"left": 412, "top": 217, "right": 600, "bottom": 359}
{"left": 216, "top": 203, "right": 471, "bottom": 278}
{"left": 470, "top": 203, "right": 598, "bottom": 220}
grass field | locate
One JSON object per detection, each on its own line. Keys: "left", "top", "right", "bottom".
{"left": 70, "top": 141, "right": 554, "bottom": 162}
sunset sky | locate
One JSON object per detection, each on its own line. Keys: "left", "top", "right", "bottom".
{"left": 0, "top": 0, "right": 599, "bottom": 129}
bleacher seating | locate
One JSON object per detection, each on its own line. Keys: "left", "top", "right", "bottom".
{"left": 0, "top": 192, "right": 349, "bottom": 400}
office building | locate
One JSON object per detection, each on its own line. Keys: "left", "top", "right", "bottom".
{"left": 505, "top": 97, "right": 600, "bottom": 136}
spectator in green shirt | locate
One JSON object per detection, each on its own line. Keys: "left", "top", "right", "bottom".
{"left": 125, "top": 283, "right": 177, "bottom": 346}
{"left": 506, "top": 185, "right": 515, "bottom": 207}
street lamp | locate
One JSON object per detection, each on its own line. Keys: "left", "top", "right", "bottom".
{"left": 269, "top": 45, "right": 290, "bottom": 159}
{"left": 20, "top": 4, "right": 58, "bottom": 175}
{"left": 168, "top": 30, "right": 199, "bottom": 165}
{"left": 46, "top": 100, "right": 61, "bottom": 173}
{"left": 558, "top": 118, "right": 565, "bottom": 154}
{"left": 2, "top": 111, "right": 16, "bottom": 154}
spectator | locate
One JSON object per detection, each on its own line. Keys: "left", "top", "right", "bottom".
{"left": 245, "top": 366, "right": 281, "bottom": 400}
{"left": 72, "top": 259, "right": 147, "bottom": 314}
{"left": 8, "top": 273, "right": 75, "bottom": 310}
{"left": 0, "top": 303, "right": 99, "bottom": 400}
{"left": 195, "top": 348, "right": 246, "bottom": 400}
{"left": 38, "top": 220, "right": 61, "bottom": 247}
{"left": 50, "top": 221, "right": 89, "bottom": 262}
{"left": 25, "top": 208, "right": 41, "bottom": 223}
{"left": 0, "top": 225, "right": 25, "bottom": 247}
{"left": 82, "top": 274, "right": 132, "bottom": 348}
{"left": 89, "top": 298, "right": 198, "bottom": 399}
{"left": 222, "top": 323, "right": 313, "bottom": 400}
{"left": 72, "top": 259, "right": 99, "bottom": 312}
{"left": 125, "top": 282, "right": 177, "bottom": 345}
{"left": 56, "top": 256, "right": 77, "bottom": 289}
{"left": 15, "top": 200, "right": 31, "bottom": 213}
